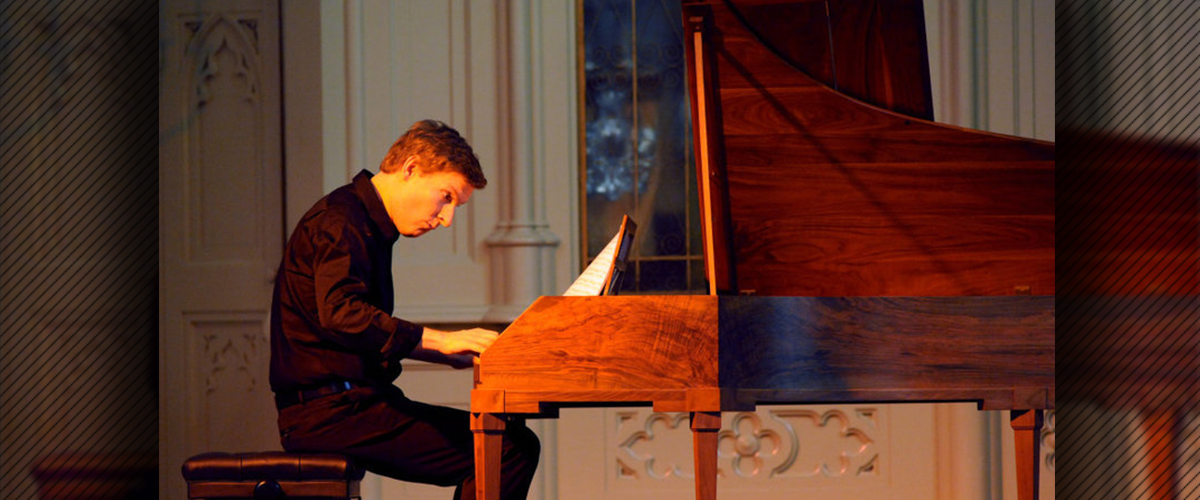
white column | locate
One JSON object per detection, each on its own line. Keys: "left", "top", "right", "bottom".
{"left": 935, "top": 404, "right": 1005, "bottom": 500}
{"left": 484, "top": 0, "right": 562, "bottom": 322}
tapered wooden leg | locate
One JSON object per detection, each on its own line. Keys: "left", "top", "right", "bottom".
{"left": 472, "top": 412, "right": 505, "bottom": 500}
{"left": 691, "top": 411, "right": 721, "bottom": 500}
{"left": 1141, "top": 408, "right": 1182, "bottom": 500}
{"left": 1011, "top": 410, "right": 1043, "bottom": 500}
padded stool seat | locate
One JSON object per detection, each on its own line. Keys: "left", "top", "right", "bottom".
{"left": 182, "top": 452, "right": 364, "bottom": 499}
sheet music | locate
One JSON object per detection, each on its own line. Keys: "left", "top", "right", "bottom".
{"left": 562, "top": 231, "right": 621, "bottom": 296}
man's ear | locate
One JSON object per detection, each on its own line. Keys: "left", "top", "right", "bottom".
{"left": 400, "top": 156, "right": 420, "bottom": 179}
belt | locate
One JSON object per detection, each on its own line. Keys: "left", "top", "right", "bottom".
{"left": 275, "top": 381, "right": 360, "bottom": 410}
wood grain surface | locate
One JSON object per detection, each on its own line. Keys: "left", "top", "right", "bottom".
{"left": 477, "top": 296, "right": 719, "bottom": 395}
{"left": 475, "top": 296, "right": 1052, "bottom": 412}
{"left": 685, "top": 0, "right": 1056, "bottom": 297}
{"left": 718, "top": 296, "right": 1054, "bottom": 409}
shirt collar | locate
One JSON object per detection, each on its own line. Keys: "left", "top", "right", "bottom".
{"left": 353, "top": 170, "right": 399, "bottom": 242}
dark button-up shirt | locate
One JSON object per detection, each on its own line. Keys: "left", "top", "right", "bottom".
{"left": 269, "top": 170, "right": 424, "bottom": 392}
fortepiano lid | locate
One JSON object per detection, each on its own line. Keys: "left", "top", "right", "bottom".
{"left": 684, "top": 0, "right": 1055, "bottom": 297}
{"left": 684, "top": 0, "right": 935, "bottom": 120}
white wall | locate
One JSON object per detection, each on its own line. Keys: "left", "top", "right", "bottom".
{"left": 925, "top": 0, "right": 1055, "bottom": 141}
{"left": 313, "top": 0, "right": 578, "bottom": 325}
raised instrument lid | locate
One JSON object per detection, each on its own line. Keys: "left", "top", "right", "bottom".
{"left": 683, "top": 0, "right": 1055, "bottom": 297}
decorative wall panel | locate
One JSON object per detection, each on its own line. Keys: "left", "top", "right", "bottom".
{"left": 161, "top": 1, "right": 282, "bottom": 497}
{"left": 607, "top": 407, "right": 888, "bottom": 493}
{"left": 186, "top": 314, "right": 278, "bottom": 454}
{"left": 1043, "top": 410, "right": 1055, "bottom": 471}
{"left": 184, "top": 15, "right": 268, "bottom": 263}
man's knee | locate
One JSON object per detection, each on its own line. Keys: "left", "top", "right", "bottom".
{"left": 505, "top": 425, "right": 541, "bottom": 467}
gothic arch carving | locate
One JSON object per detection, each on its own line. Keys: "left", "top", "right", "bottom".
{"left": 184, "top": 14, "right": 261, "bottom": 109}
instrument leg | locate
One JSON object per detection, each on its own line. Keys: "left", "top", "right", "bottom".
{"left": 1010, "top": 410, "right": 1043, "bottom": 500}
{"left": 691, "top": 411, "right": 721, "bottom": 500}
{"left": 1140, "top": 407, "right": 1182, "bottom": 500}
{"left": 471, "top": 412, "right": 506, "bottom": 500}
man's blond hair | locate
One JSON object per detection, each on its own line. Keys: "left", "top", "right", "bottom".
{"left": 380, "top": 120, "right": 487, "bottom": 189}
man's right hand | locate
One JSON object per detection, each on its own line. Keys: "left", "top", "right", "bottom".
{"left": 409, "top": 327, "right": 499, "bottom": 369}
{"left": 418, "top": 327, "right": 499, "bottom": 356}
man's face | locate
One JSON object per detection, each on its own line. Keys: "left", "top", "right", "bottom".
{"left": 389, "top": 167, "right": 474, "bottom": 237}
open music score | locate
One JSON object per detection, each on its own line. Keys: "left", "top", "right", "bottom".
{"left": 561, "top": 215, "right": 636, "bottom": 297}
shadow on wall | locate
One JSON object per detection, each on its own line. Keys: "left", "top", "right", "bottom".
{"left": 0, "top": 1, "right": 158, "bottom": 498}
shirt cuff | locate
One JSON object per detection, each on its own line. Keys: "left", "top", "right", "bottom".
{"left": 380, "top": 318, "right": 424, "bottom": 360}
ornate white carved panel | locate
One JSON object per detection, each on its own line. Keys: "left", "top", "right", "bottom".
{"left": 614, "top": 412, "right": 696, "bottom": 482}
{"left": 185, "top": 313, "right": 278, "bottom": 454}
{"left": 1043, "top": 410, "right": 1055, "bottom": 472}
{"left": 183, "top": 14, "right": 270, "bottom": 263}
{"left": 559, "top": 405, "right": 936, "bottom": 500}
{"left": 607, "top": 407, "right": 888, "bottom": 494}
{"left": 741, "top": 408, "right": 879, "bottom": 479}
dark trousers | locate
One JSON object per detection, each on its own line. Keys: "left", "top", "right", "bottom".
{"left": 277, "top": 385, "right": 539, "bottom": 500}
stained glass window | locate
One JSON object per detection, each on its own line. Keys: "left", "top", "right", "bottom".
{"left": 582, "top": 0, "right": 705, "bottom": 294}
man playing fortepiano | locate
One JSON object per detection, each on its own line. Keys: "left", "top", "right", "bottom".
{"left": 269, "top": 120, "right": 540, "bottom": 500}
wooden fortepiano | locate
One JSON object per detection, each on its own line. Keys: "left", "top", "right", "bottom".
{"left": 472, "top": 1, "right": 1054, "bottom": 499}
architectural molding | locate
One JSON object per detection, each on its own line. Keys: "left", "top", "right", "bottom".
{"left": 186, "top": 14, "right": 261, "bottom": 109}
{"left": 924, "top": 0, "right": 1054, "bottom": 141}
{"left": 484, "top": 0, "right": 563, "bottom": 323}
{"left": 1042, "top": 410, "right": 1055, "bottom": 471}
